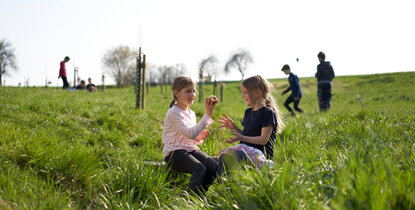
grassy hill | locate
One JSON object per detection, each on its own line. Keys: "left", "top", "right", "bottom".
{"left": 0, "top": 72, "right": 414, "bottom": 209}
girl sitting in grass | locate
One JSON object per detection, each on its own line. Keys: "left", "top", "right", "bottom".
{"left": 162, "top": 76, "right": 218, "bottom": 196}
{"left": 217, "top": 75, "right": 284, "bottom": 175}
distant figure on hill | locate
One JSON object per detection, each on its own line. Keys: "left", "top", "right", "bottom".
{"left": 86, "top": 77, "right": 96, "bottom": 92}
{"left": 217, "top": 75, "right": 284, "bottom": 178}
{"left": 281, "top": 64, "right": 304, "bottom": 117}
{"left": 58, "top": 56, "right": 70, "bottom": 89}
{"left": 76, "top": 80, "right": 86, "bottom": 90}
{"left": 162, "top": 76, "right": 218, "bottom": 197}
{"left": 315, "top": 51, "right": 335, "bottom": 112}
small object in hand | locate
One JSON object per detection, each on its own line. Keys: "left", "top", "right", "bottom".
{"left": 208, "top": 95, "right": 218, "bottom": 105}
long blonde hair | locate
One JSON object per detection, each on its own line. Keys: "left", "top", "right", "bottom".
{"left": 169, "top": 76, "right": 196, "bottom": 108}
{"left": 242, "top": 75, "right": 285, "bottom": 133}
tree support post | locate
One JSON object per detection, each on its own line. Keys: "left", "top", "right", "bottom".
{"left": 136, "top": 47, "right": 146, "bottom": 109}
{"left": 199, "top": 68, "right": 204, "bottom": 103}
{"left": 73, "top": 67, "right": 78, "bottom": 88}
{"left": 141, "top": 54, "right": 146, "bottom": 110}
{"left": 220, "top": 81, "right": 224, "bottom": 103}
{"left": 136, "top": 47, "right": 142, "bottom": 109}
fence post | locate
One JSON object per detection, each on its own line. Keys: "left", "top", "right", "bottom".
{"left": 199, "top": 68, "right": 204, "bottom": 103}
{"left": 141, "top": 54, "right": 146, "bottom": 110}
{"left": 136, "top": 47, "right": 142, "bottom": 109}
{"left": 101, "top": 74, "right": 105, "bottom": 92}
{"left": 220, "top": 81, "right": 224, "bottom": 103}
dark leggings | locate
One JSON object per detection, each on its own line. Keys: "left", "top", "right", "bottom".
{"left": 164, "top": 149, "right": 217, "bottom": 196}
{"left": 61, "top": 76, "right": 69, "bottom": 89}
{"left": 284, "top": 95, "right": 304, "bottom": 115}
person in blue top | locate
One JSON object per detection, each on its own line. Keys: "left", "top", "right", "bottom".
{"left": 315, "top": 51, "right": 335, "bottom": 112}
{"left": 281, "top": 64, "right": 304, "bottom": 117}
{"left": 217, "top": 75, "right": 285, "bottom": 177}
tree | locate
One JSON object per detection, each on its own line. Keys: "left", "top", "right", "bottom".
{"left": 146, "top": 63, "right": 157, "bottom": 86}
{"left": 200, "top": 55, "right": 218, "bottom": 95}
{"left": 101, "top": 46, "right": 136, "bottom": 88}
{"left": 200, "top": 55, "right": 218, "bottom": 82}
{"left": 0, "top": 39, "right": 18, "bottom": 87}
{"left": 224, "top": 49, "right": 253, "bottom": 81}
{"left": 174, "top": 63, "right": 187, "bottom": 79}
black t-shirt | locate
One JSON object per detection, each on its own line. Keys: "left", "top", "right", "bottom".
{"left": 240, "top": 106, "right": 277, "bottom": 159}
{"left": 87, "top": 83, "right": 96, "bottom": 91}
{"left": 76, "top": 85, "right": 85, "bottom": 90}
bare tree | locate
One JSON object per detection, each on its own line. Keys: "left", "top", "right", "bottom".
{"left": 224, "top": 49, "right": 253, "bottom": 81}
{"left": 145, "top": 63, "right": 157, "bottom": 86}
{"left": 0, "top": 39, "right": 18, "bottom": 87}
{"left": 101, "top": 46, "right": 136, "bottom": 88}
{"left": 200, "top": 55, "right": 218, "bottom": 95}
{"left": 157, "top": 65, "right": 185, "bottom": 85}
{"left": 156, "top": 65, "right": 173, "bottom": 93}
{"left": 174, "top": 63, "right": 187, "bottom": 79}
{"left": 200, "top": 55, "right": 218, "bottom": 82}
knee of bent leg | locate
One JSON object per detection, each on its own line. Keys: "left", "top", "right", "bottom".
{"left": 284, "top": 101, "right": 290, "bottom": 107}
{"left": 194, "top": 162, "right": 207, "bottom": 174}
{"left": 235, "top": 150, "right": 249, "bottom": 163}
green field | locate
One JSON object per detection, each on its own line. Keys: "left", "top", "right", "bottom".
{"left": 1, "top": 72, "right": 414, "bottom": 209}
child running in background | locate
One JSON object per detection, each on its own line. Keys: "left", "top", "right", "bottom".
{"left": 281, "top": 64, "right": 304, "bottom": 117}
{"left": 217, "top": 75, "right": 284, "bottom": 175}
{"left": 162, "top": 76, "right": 218, "bottom": 196}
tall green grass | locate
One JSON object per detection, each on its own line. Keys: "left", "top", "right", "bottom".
{"left": 0, "top": 72, "right": 414, "bottom": 209}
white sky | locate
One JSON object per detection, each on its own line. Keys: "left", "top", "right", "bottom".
{"left": 1, "top": 0, "right": 414, "bottom": 86}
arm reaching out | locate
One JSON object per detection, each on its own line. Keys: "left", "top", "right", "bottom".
{"left": 217, "top": 113, "right": 242, "bottom": 133}
{"left": 225, "top": 125, "right": 273, "bottom": 145}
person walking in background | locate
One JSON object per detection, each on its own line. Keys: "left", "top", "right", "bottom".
{"left": 281, "top": 64, "right": 304, "bottom": 117}
{"left": 217, "top": 75, "right": 284, "bottom": 177}
{"left": 315, "top": 51, "right": 335, "bottom": 112}
{"left": 58, "top": 56, "right": 70, "bottom": 89}
{"left": 162, "top": 76, "right": 218, "bottom": 197}
{"left": 86, "top": 77, "right": 96, "bottom": 92}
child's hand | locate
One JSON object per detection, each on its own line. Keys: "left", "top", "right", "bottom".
{"left": 195, "top": 129, "right": 210, "bottom": 145}
{"left": 205, "top": 95, "right": 218, "bottom": 117}
{"left": 218, "top": 113, "right": 236, "bottom": 131}
{"left": 225, "top": 132, "right": 242, "bottom": 144}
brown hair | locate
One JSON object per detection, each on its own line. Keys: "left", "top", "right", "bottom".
{"left": 281, "top": 64, "right": 290, "bottom": 71}
{"left": 169, "top": 76, "right": 196, "bottom": 108}
{"left": 317, "top": 51, "right": 325, "bottom": 60}
{"left": 242, "top": 75, "right": 284, "bottom": 133}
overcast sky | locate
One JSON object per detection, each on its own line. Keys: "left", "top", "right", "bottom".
{"left": 1, "top": 0, "right": 414, "bottom": 86}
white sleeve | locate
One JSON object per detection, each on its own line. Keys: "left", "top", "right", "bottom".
{"left": 166, "top": 111, "right": 214, "bottom": 140}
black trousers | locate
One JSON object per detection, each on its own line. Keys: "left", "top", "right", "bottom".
{"left": 284, "top": 95, "right": 303, "bottom": 115}
{"left": 164, "top": 149, "right": 217, "bottom": 196}
{"left": 61, "top": 76, "right": 69, "bottom": 89}
{"left": 317, "top": 83, "right": 332, "bottom": 111}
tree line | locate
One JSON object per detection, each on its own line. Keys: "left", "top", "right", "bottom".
{"left": 101, "top": 45, "right": 253, "bottom": 88}
{"left": 0, "top": 39, "right": 253, "bottom": 87}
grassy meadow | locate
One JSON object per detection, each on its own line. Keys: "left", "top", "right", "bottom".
{"left": 0, "top": 72, "right": 414, "bottom": 209}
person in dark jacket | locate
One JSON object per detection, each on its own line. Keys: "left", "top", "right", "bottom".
{"left": 315, "top": 51, "right": 335, "bottom": 112}
{"left": 281, "top": 64, "right": 304, "bottom": 117}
